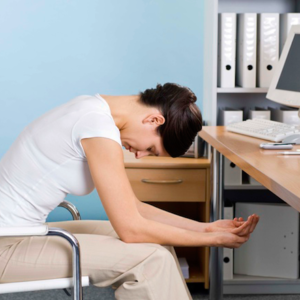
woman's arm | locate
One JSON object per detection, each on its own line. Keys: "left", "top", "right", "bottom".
{"left": 81, "top": 137, "right": 250, "bottom": 248}
{"left": 136, "top": 200, "right": 209, "bottom": 233}
{"left": 136, "top": 201, "right": 259, "bottom": 236}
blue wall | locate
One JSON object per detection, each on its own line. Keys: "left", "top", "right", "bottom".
{"left": 0, "top": 0, "right": 205, "bottom": 221}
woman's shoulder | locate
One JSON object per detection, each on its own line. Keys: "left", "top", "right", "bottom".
{"left": 68, "top": 94, "right": 110, "bottom": 115}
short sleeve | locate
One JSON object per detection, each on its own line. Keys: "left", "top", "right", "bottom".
{"left": 72, "top": 111, "right": 122, "bottom": 157}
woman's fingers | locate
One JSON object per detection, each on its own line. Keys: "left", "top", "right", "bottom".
{"left": 232, "top": 215, "right": 253, "bottom": 235}
{"left": 233, "top": 217, "right": 246, "bottom": 228}
{"left": 249, "top": 215, "right": 259, "bottom": 233}
{"left": 234, "top": 214, "right": 260, "bottom": 236}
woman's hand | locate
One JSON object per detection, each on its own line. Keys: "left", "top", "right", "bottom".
{"left": 209, "top": 231, "right": 250, "bottom": 248}
{"left": 205, "top": 214, "right": 259, "bottom": 236}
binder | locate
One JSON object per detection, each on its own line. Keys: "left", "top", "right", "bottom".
{"left": 270, "top": 107, "right": 300, "bottom": 125}
{"left": 257, "top": 14, "right": 279, "bottom": 88}
{"left": 280, "top": 13, "right": 300, "bottom": 54}
{"left": 223, "top": 206, "right": 234, "bottom": 280}
{"left": 248, "top": 107, "right": 271, "bottom": 120}
{"left": 234, "top": 202, "right": 299, "bottom": 279}
{"left": 224, "top": 158, "right": 242, "bottom": 186}
{"left": 236, "top": 13, "right": 257, "bottom": 88}
{"left": 220, "top": 108, "right": 243, "bottom": 126}
{"left": 218, "top": 13, "right": 237, "bottom": 88}
{"left": 220, "top": 109, "right": 243, "bottom": 186}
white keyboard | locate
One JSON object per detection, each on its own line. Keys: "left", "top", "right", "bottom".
{"left": 226, "top": 119, "right": 300, "bottom": 142}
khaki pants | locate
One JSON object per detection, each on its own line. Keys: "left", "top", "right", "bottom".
{"left": 0, "top": 220, "right": 192, "bottom": 300}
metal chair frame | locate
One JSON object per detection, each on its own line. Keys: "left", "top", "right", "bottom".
{"left": 0, "top": 200, "right": 88, "bottom": 300}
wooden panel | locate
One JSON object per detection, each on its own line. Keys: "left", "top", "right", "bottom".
{"left": 123, "top": 149, "right": 211, "bottom": 169}
{"left": 175, "top": 247, "right": 204, "bottom": 283}
{"left": 126, "top": 168, "right": 206, "bottom": 202}
{"left": 144, "top": 202, "right": 204, "bottom": 221}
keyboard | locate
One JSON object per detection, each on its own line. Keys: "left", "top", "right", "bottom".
{"left": 226, "top": 118, "right": 300, "bottom": 142}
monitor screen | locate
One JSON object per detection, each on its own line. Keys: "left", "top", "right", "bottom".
{"left": 276, "top": 34, "right": 300, "bottom": 93}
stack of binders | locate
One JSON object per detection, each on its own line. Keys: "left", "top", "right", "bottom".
{"left": 218, "top": 13, "right": 300, "bottom": 88}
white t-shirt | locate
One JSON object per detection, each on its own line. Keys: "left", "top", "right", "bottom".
{"left": 0, "top": 94, "right": 121, "bottom": 227}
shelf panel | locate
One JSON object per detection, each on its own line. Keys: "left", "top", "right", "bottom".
{"left": 224, "top": 274, "right": 300, "bottom": 295}
{"left": 225, "top": 274, "right": 300, "bottom": 283}
{"left": 185, "top": 266, "right": 205, "bottom": 283}
{"left": 217, "top": 88, "right": 269, "bottom": 93}
{"left": 225, "top": 184, "right": 266, "bottom": 190}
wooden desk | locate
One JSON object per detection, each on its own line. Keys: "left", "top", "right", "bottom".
{"left": 123, "top": 150, "right": 211, "bottom": 288}
{"left": 199, "top": 126, "right": 300, "bottom": 300}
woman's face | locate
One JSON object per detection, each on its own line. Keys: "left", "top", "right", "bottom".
{"left": 121, "top": 114, "right": 169, "bottom": 159}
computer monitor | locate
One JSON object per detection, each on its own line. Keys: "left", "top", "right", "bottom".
{"left": 267, "top": 25, "right": 300, "bottom": 116}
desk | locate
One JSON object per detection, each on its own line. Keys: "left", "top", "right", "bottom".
{"left": 199, "top": 126, "right": 300, "bottom": 300}
{"left": 123, "top": 150, "right": 211, "bottom": 288}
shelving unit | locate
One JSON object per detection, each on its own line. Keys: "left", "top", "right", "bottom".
{"left": 203, "top": 0, "right": 300, "bottom": 294}
{"left": 217, "top": 88, "right": 268, "bottom": 93}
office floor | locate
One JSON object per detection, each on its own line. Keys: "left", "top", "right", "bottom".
{"left": 1, "top": 284, "right": 300, "bottom": 300}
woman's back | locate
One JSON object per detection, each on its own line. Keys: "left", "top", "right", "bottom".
{"left": 0, "top": 94, "right": 121, "bottom": 227}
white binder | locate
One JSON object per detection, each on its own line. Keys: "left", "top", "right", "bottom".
{"left": 248, "top": 108, "right": 271, "bottom": 120}
{"left": 220, "top": 109, "right": 243, "bottom": 126}
{"left": 257, "top": 14, "right": 279, "bottom": 88}
{"left": 234, "top": 203, "right": 299, "bottom": 279}
{"left": 223, "top": 207, "right": 234, "bottom": 280}
{"left": 221, "top": 109, "right": 243, "bottom": 186}
{"left": 270, "top": 107, "right": 300, "bottom": 125}
{"left": 218, "top": 13, "right": 237, "bottom": 88}
{"left": 236, "top": 13, "right": 257, "bottom": 88}
{"left": 224, "top": 157, "right": 242, "bottom": 186}
{"left": 280, "top": 13, "right": 300, "bottom": 53}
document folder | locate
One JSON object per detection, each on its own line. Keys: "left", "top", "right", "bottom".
{"left": 257, "top": 14, "right": 279, "bottom": 87}
{"left": 218, "top": 13, "right": 237, "bottom": 88}
{"left": 220, "top": 109, "right": 243, "bottom": 186}
{"left": 234, "top": 203, "right": 299, "bottom": 279}
{"left": 280, "top": 13, "right": 300, "bottom": 53}
{"left": 223, "top": 206, "right": 234, "bottom": 280}
{"left": 236, "top": 14, "right": 257, "bottom": 88}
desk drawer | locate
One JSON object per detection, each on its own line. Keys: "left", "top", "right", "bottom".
{"left": 126, "top": 168, "right": 206, "bottom": 202}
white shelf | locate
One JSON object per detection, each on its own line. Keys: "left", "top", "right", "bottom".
{"left": 225, "top": 184, "right": 266, "bottom": 190}
{"left": 224, "top": 274, "right": 300, "bottom": 295}
{"left": 217, "top": 87, "right": 269, "bottom": 93}
{"left": 225, "top": 274, "right": 300, "bottom": 283}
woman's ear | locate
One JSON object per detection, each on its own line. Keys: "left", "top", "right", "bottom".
{"left": 143, "top": 114, "right": 165, "bottom": 126}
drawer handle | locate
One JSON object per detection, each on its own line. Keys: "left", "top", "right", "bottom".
{"left": 141, "top": 179, "right": 183, "bottom": 184}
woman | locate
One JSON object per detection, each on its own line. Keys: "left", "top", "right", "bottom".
{"left": 0, "top": 83, "right": 259, "bottom": 299}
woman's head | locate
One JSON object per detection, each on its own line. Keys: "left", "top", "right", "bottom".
{"left": 139, "top": 83, "right": 203, "bottom": 157}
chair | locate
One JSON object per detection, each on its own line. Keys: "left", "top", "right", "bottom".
{"left": 0, "top": 200, "right": 89, "bottom": 300}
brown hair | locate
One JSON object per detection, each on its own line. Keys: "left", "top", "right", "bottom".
{"left": 139, "top": 83, "right": 203, "bottom": 157}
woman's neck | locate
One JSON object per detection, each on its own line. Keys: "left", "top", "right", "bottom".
{"left": 99, "top": 94, "right": 144, "bottom": 130}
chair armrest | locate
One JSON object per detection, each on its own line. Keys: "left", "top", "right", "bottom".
{"left": 58, "top": 200, "right": 81, "bottom": 220}
{"left": 0, "top": 225, "right": 83, "bottom": 297}
{"left": 0, "top": 225, "right": 48, "bottom": 237}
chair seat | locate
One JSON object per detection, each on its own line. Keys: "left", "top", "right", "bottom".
{"left": 0, "top": 276, "right": 89, "bottom": 294}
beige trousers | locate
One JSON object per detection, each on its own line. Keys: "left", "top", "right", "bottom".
{"left": 0, "top": 220, "right": 192, "bottom": 300}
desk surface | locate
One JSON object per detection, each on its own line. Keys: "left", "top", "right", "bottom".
{"left": 199, "top": 126, "right": 300, "bottom": 212}
{"left": 123, "top": 149, "right": 211, "bottom": 169}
